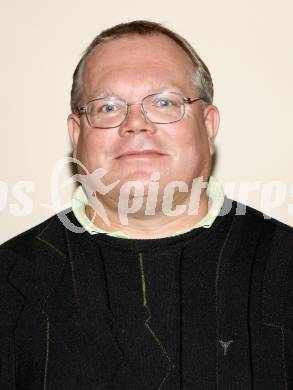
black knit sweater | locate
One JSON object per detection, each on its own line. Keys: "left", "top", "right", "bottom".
{"left": 82, "top": 202, "right": 234, "bottom": 389}
{"left": 0, "top": 198, "right": 293, "bottom": 389}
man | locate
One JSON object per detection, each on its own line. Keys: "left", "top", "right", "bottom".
{"left": 0, "top": 20, "right": 292, "bottom": 390}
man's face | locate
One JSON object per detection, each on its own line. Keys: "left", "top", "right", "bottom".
{"left": 68, "top": 33, "right": 219, "bottom": 201}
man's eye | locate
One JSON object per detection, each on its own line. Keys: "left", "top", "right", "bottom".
{"left": 155, "top": 99, "right": 174, "bottom": 108}
{"left": 101, "top": 103, "right": 118, "bottom": 113}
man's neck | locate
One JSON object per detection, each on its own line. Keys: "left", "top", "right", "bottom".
{"left": 85, "top": 192, "right": 209, "bottom": 239}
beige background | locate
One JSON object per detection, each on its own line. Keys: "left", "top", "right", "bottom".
{"left": 1, "top": 0, "right": 292, "bottom": 243}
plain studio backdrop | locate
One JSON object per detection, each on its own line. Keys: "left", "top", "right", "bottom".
{"left": 0, "top": 0, "right": 292, "bottom": 243}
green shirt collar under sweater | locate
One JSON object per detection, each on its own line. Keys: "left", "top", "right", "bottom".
{"left": 71, "top": 175, "right": 224, "bottom": 238}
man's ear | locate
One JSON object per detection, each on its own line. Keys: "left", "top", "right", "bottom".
{"left": 67, "top": 113, "right": 81, "bottom": 157}
{"left": 203, "top": 104, "right": 220, "bottom": 155}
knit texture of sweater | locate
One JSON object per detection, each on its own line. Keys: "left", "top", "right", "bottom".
{"left": 76, "top": 198, "right": 234, "bottom": 389}
{"left": 1, "top": 197, "right": 293, "bottom": 389}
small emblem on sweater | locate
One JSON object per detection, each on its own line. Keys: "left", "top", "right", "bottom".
{"left": 219, "top": 339, "right": 234, "bottom": 355}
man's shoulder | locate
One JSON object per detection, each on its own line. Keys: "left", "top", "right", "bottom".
{"left": 0, "top": 210, "right": 80, "bottom": 311}
{"left": 0, "top": 210, "right": 78, "bottom": 279}
{"left": 228, "top": 198, "right": 293, "bottom": 236}
{"left": 1, "top": 212, "right": 66, "bottom": 255}
{"left": 0, "top": 211, "right": 78, "bottom": 333}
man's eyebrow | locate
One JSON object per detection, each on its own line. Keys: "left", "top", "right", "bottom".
{"left": 147, "top": 85, "right": 187, "bottom": 94}
{"left": 87, "top": 85, "right": 186, "bottom": 100}
{"left": 88, "top": 90, "right": 114, "bottom": 99}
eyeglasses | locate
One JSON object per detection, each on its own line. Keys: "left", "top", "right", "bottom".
{"left": 76, "top": 92, "right": 204, "bottom": 129}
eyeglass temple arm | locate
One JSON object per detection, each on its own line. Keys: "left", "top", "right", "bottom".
{"left": 76, "top": 106, "right": 86, "bottom": 115}
{"left": 184, "top": 97, "right": 205, "bottom": 104}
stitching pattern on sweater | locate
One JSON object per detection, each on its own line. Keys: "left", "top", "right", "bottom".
{"left": 215, "top": 214, "right": 237, "bottom": 389}
{"left": 65, "top": 229, "right": 80, "bottom": 306}
{"left": 219, "top": 339, "right": 233, "bottom": 356}
{"left": 138, "top": 252, "right": 174, "bottom": 390}
{"left": 281, "top": 326, "right": 288, "bottom": 390}
{"left": 43, "top": 315, "right": 50, "bottom": 390}
{"left": 37, "top": 223, "right": 66, "bottom": 259}
{"left": 263, "top": 322, "right": 288, "bottom": 390}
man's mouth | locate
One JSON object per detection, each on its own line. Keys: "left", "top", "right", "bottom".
{"left": 116, "top": 150, "right": 166, "bottom": 159}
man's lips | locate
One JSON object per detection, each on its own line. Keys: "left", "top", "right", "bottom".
{"left": 116, "top": 150, "right": 167, "bottom": 159}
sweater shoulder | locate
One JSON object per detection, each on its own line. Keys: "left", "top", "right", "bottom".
{"left": 1, "top": 213, "right": 62, "bottom": 254}
{"left": 232, "top": 199, "right": 293, "bottom": 236}
{"left": 0, "top": 210, "right": 71, "bottom": 280}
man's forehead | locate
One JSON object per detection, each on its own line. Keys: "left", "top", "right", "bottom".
{"left": 83, "top": 76, "right": 194, "bottom": 103}
{"left": 85, "top": 84, "right": 190, "bottom": 101}
{"left": 85, "top": 33, "right": 194, "bottom": 71}
{"left": 82, "top": 34, "right": 195, "bottom": 99}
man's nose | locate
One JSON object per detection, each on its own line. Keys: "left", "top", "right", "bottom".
{"left": 118, "top": 103, "right": 156, "bottom": 136}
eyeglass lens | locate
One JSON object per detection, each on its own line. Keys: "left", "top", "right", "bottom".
{"left": 85, "top": 93, "right": 185, "bottom": 128}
